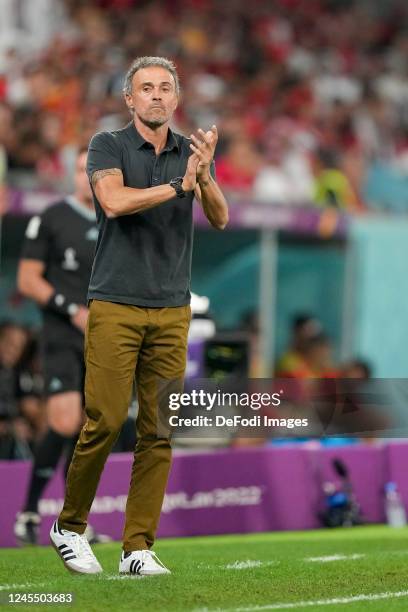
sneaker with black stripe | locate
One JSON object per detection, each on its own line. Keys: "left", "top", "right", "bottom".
{"left": 49, "top": 521, "right": 103, "bottom": 574}
{"left": 119, "top": 550, "right": 170, "bottom": 576}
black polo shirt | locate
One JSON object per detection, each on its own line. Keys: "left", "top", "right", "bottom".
{"left": 86, "top": 121, "right": 214, "bottom": 308}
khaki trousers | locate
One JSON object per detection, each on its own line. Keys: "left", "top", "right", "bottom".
{"left": 58, "top": 299, "right": 191, "bottom": 551}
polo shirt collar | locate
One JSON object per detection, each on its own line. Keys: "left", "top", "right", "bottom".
{"left": 126, "top": 121, "right": 179, "bottom": 151}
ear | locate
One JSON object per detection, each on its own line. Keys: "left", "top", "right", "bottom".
{"left": 124, "top": 92, "right": 134, "bottom": 113}
{"left": 172, "top": 89, "right": 179, "bottom": 113}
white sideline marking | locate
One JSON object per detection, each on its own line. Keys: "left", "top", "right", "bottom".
{"left": 0, "top": 583, "right": 46, "bottom": 591}
{"left": 225, "top": 560, "right": 275, "bottom": 570}
{"left": 305, "top": 554, "right": 364, "bottom": 563}
{"left": 103, "top": 574, "right": 145, "bottom": 581}
{"left": 228, "top": 590, "right": 408, "bottom": 611}
{"left": 198, "top": 560, "right": 277, "bottom": 571}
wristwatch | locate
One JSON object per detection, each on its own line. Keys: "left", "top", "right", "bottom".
{"left": 170, "top": 176, "right": 186, "bottom": 198}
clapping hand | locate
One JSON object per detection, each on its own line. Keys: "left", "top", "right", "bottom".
{"left": 189, "top": 125, "right": 218, "bottom": 179}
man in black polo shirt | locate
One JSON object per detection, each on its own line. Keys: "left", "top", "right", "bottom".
{"left": 50, "top": 56, "right": 228, "bottom": 576}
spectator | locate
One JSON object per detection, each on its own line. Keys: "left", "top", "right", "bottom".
{"left": 276, "top": 317, "right": 337, "bottom": 406}
{"left": 276, "top": 314, "right": 324, "bottom": 377}
{"left": 215, "top": 137, "right": 263, "bottom": 197}
{"left": 0, "top": 322, "right": 43, "bottom": 459}
{"left": 340, "top": 359, "right": 372, "bottom": 379}
{"left": 312, "top": 148, "right": 361, "bottom": 211}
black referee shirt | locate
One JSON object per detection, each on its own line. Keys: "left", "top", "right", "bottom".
{"left": 21, "top": 197, "right": 98, "bottom": 344}
{"left": 86, "top": 121, "right": 214, "bottom": 308}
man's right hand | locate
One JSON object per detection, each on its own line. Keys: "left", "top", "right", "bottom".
{"left": 71, "top": 305, "right": 89, "bottom": 334}
{"left": 182, "top": 153, "right": 199, "bottom": 192}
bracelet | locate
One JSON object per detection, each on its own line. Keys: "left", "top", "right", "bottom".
{"left": 46, "top": 293, "right": 79, "bottom": 319}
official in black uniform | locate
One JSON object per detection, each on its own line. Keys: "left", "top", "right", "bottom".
{"left": 14, "top": 148, "right": 101, "bottom": 544}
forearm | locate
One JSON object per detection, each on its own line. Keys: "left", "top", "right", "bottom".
{"left": 198, "top": 176, "right": 229, "bottom": 230}
{"left": 103, "top": 184, "right": 178, "bottom": 218}
{"left": 18, "top": 268, "right": 80, "bottom": 325}
{"left": 18, "top": 273, "right": 54, "bottom": 306}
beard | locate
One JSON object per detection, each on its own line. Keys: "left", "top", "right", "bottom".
{"left": 137, "top": 110, "right": 168, "bottom": 129}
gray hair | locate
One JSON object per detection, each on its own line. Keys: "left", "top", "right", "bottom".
{"left": 123, "top": 56, "right": 180, "bottom": 96}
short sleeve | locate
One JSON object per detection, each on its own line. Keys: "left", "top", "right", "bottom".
{"left": 86, "top": 132, "right": 122, "bottom": 181}
{"left": 20, "top": 213, "right": 52, "bottom": 262}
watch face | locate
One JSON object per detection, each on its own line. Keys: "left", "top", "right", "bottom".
{"left": 171, "top": 177, "right": 185, "bottom": 197}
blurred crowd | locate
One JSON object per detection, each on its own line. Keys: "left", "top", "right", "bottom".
{"left": 1, "top": 0, "right": 408, "bottom": 211}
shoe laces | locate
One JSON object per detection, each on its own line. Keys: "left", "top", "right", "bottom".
{"left": 69, "top": 532, "right": 96, "bottom": 562}
{"left": 141, "top": 550, "right": 166, "bottom": 569}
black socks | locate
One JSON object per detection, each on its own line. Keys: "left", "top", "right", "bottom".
{"left": 24, "top": 428, "right": 75, "bottom": 513}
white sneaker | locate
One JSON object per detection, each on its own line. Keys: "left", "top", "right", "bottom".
{"left": 119, "top": 550, "right": 171, "bottom": 576}
{"left": 14, "top": 512, "right": 40, "bottom": 545}
{"left": 49, "top": 521, "right": 103, "bottom": 574}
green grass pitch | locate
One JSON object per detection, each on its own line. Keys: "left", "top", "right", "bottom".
{"left": 1, "top": 526, "right": 408, "bottom": 611}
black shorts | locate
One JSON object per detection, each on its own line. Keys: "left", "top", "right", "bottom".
{"left": 42, "top": 343, "right": 85, "bottom": 397}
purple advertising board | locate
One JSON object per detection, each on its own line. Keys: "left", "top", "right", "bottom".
{"left": 8, "top": 188, "right": 349, "bottom": 237}
{"left": 0, "top": 443, "right": 396, "bottom": 548}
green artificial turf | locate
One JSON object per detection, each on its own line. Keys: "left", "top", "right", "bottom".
{"left": 1, "top": 526, "right": 408, "bottom": 611}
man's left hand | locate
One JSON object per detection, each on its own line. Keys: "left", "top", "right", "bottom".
{"left": 189, "top": 125, "right": 218, "bottom": 179}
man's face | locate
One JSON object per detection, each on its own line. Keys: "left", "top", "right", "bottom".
{"left": 75, "top": 152, "right": 92, "bottom": 203}
{"left": 125, "top": 66, "right": 178, "bottom": 129}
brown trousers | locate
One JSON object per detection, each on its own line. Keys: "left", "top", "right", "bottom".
{"left": 58, "top": 299, "right": 191, "bottom": 551}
